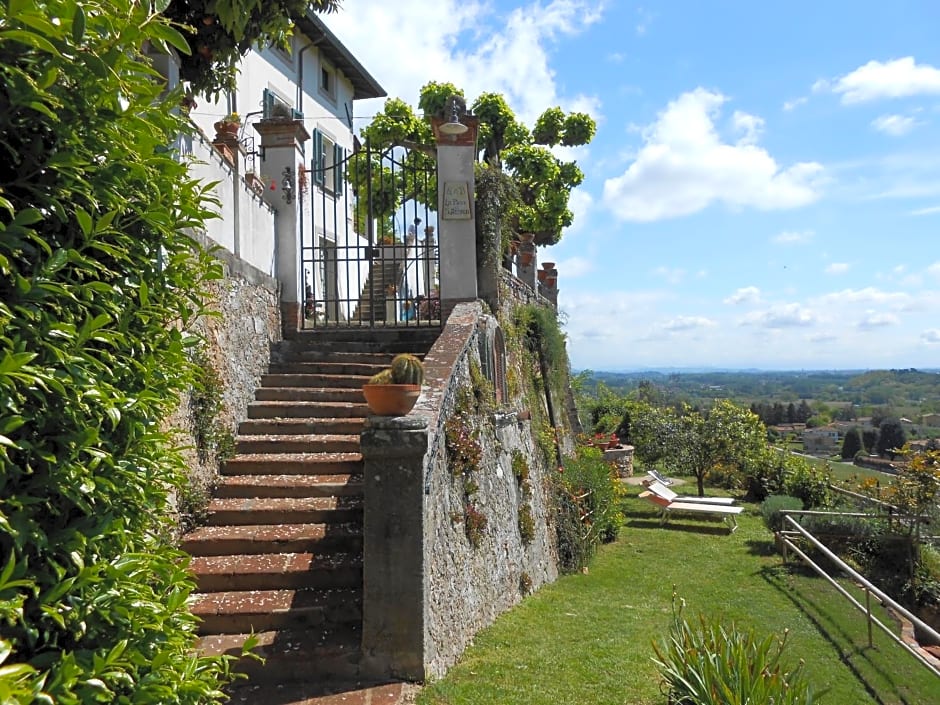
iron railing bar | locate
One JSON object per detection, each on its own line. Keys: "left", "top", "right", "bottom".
{"left": 782, "top": 514, "right": 940, "bottom": 645}
{"left": 781, "top": 535, "right": 940, "bottom": 677}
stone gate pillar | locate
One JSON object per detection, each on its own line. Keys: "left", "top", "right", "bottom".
{"left": 252, "top": 118, "right": 309, "bottom": 335}
{"left": 360, "top": 415, "right": 430, "bottom": 681}
{"left": 432, "top": 100, "right": 480, "bottom": 312}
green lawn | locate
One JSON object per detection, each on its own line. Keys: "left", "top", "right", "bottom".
{"left": 416, "top": 482, "right": 938, "bottom": 704}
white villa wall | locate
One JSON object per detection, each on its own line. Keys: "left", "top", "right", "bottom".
{"left": 187, "top": 35, "right": 366, "bottom": 318}
{"left": 181, "top": 131, "right": 276, "bottom": 276}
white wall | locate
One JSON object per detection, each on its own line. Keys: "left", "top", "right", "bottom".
{"left": 181, "top": 131, "right": 276, "bottom": 276}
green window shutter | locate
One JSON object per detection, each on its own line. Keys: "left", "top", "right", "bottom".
{"left": 312, "top": 130, "right": 325, "bottom": 185}
{"left": 333, "top": 144, "right": 344, "bottom": 195}
{"left": 262, "top": 88, "right": 275, "bottom": 119}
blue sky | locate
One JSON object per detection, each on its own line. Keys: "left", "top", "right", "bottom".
{"left": 325, "top": 1, "right": 940, "bottom": 371}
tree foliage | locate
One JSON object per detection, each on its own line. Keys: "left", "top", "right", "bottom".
{"left": 841, "top": 427, "right": 862, "bottom": 459}
{"left": 355, "top": 81, "right": 596, "bottom": 247}
{"left": 161, "top": 0, "right": 340, "bottom": 98}
{"left": 662, "top": 400, "right": 767, "bottom": 497}
{"left": 0, "top": 1, "right": 237, "bottom": 700}
{"left": 876, "top": 418, "right": 907, "bottom": 459}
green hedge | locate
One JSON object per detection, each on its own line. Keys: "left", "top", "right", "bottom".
{"left": 0, "top": 1, "right": 236, "bottom": 701}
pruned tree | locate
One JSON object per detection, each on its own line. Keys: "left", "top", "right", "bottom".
{"left": 876, "top": 418, "right": 907, "bottom": 459}
{"left": 841, "top": 427, "right": 862, "bottom": 459}
{"left": 862, "top": 428, "right": 879, "bottom": 454}
{"left": 353, "top": 81, "right": 596, "bottom": 248}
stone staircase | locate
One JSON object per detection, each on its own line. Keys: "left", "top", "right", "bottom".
{"left": 182, "top": 330, "right": 438, "bottom": 699}
{"left": 351, "top": 260, "right": 405, "bottom": 322}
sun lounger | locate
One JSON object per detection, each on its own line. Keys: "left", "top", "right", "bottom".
{"left": 643, "top": 480, "right": 736, "bottom": 505}
{"left": 646, "top": 469, "right": 673, "bottom": 486}
{"left": 639, "top": 491, "right": 743, "bottom": 532}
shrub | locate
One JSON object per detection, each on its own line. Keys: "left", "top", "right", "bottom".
{"left": 782, "top": 457, "right": 832, "bottom": 509}
{"left": 761, "top": 495, "right": 804, "bottom": 533}
{"left": 0, "top": 1, "right": 250, "bottom": 702}
{"left": 553, "top": 447, "right": 624, "bottom": 572}
{"left": 653, "top": 595, "right": 816, "bottom": 705}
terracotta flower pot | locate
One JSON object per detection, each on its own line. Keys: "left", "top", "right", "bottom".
{"left": 362, "top": 384, "right": 421, "bottom": 416}
{"left": 214, "top": 120, "right": 239, "bottom": 138}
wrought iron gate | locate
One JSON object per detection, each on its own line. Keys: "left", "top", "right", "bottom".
{"left": 302, "top": 140, "right": 440, "bottom": 329}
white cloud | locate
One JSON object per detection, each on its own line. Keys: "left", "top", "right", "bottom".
{"left": 602, "top": 89, "right": 824, "bottom": 222}
{"left": 724, "top": 286, "right": 762, "bottom": 305}
{"left": 815, "top": 287, "right": 914, "bottom": 310}
{"left": 740, "top": 303, "right": 818, "bottom": 328}
{"left": 857, "top": 311, "right": 900, "bottom": 330}
{"left": 563, "top": 188, "right": 594, "bottom": 237}
{"left": 825, "top": 262, "right": 850, "bottom": 275}
{"left": 324, "top": 0, "right": 604, "bottom": 125}
{"left": 732, "top": 110, "right": 764, "bottom": 145}
{"left": 653, "top": 266, "right": 685, "bottom": 285}
{"left": 772, "top": 229, "right": 814, "bottom": 245}
{"left": 910, "top": 205, "right": 940, "bottom": 216}
{"left": 558, "top": 255, "right": 592, "bottom": 278}
{"left": 927, "top": 262, "right": 940, "bottom": 278}
{"left": 922, "top": 329, "right": 940, "bottom": 344}
{"left": 871, "top": 114, "right": 919, "bottom": 136}
{"left": 831, "top": 57, "right": 940, "bottom": 104}
{"left": 635, "top": 7, "right": 655, "bottom": 36}
{"left": 783, "top": 96, "right": 808, "bottom": 112}
{"left": 661, "top": 316, "right": 717, "bottom": 332}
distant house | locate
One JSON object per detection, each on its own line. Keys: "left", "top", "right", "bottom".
{"left": 803, "top": 425, "right": 840, "bottom": 453}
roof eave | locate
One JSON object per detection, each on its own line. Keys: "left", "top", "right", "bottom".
{"left": 295, "top": 13, "right": 386, "bottom": 101}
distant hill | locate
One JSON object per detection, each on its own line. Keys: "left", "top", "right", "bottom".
{"left": 578, "top": 368, "right": 940, "bottom": 413}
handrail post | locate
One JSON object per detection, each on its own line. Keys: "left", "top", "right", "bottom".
{"left": 865, "top": 587, "right": 873, "bottom": 648}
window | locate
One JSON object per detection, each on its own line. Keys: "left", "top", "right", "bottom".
{"left": 319, "top": 59, "right": 336, "bottom": 102}
{"left": 262, "top": 88, "right": 299, "bottom": 120}
{"left": 312, "top": 130, "right": 345, "bottom": 196}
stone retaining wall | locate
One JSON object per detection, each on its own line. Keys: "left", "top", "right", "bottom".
{"left": 167, "top": 245, "right": 281, "bottom": 522}
{"left": 360, "top": 301, "right": 563, "bottom": 680}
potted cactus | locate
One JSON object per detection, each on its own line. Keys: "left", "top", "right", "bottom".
{"left": 362, "top": 353, "right": 425, "bottom": 415}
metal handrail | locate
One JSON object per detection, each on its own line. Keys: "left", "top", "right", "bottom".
{"left": 779, "top": 513, "right": 940, "bottom": 678}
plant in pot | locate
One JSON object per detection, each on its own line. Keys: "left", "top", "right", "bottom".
{"left": 362, "top": 353, "right": 425, "bottom": 415}
{"left": 214, "top": 111, "right": 240, "bottom": 138}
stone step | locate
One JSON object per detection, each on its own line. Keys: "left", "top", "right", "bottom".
{"left": 206, "top": 496, "right": 362, "bottom": 526}
{"left": 274, "top": 350, "right": 397, "bottom": 365}
{"left": 269, "top": 361, "right": 389, "bottom": 377}
{"left": 191, "top": 552, "right": 362, "bottom": 592}
{"left": 261, "top": 373, "right": 370, "bottom": 389}
{"left": 215, "top": 473, "right": 363, "bottom": 499}
{"left": 235, "top": 433, "right": 360, "bottom": 455}
{"left": 192, "top": 587, "right": 361, "bottom": 635}
{"left": 272, "top": 332, "right": 441, "bottom": 362}
{"left": 238, "top": 417, "right": 366, "bottom": 436}
{"left": 247, "top": 400, "right": 368, "bottom": 419}
{"left": 199, "top": 626, "right": 361, "bottom": 683}
{"left": 255, "top": 387, "right": 365, "bottom": 403}
{"left": 222, "top": 452, "right": 362, "bottom": 476}
{"left": 182, "top": 522, "right": 363, "bottom": 557}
